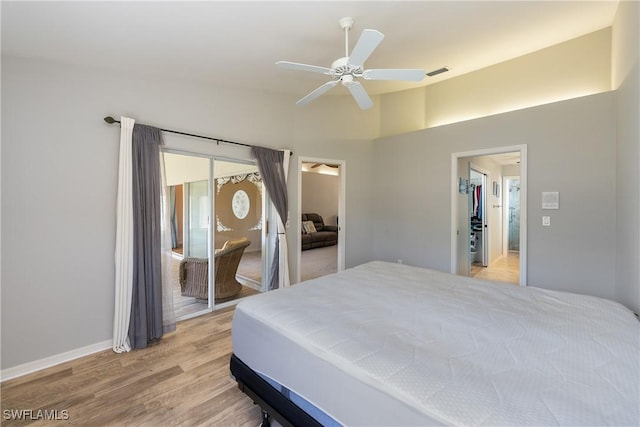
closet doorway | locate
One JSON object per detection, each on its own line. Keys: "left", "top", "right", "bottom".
{"left": 451, "top": 145, "right": 527, "bottom": 286}
{"left": 297, "top": 157, "right": 346, "bottom": 283}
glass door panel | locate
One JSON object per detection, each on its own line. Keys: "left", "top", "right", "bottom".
{"left": 213, "top": 159, "right": 266, "bottom": 300}
{"left": 185, "top": 180, "right": 209, "bottom": 258}
{"left": 163, "top": 152, "right": 212, "bottom": 320}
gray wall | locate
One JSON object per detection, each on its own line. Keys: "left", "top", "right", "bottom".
{"left": 0, "top": 56, "right": 375, "bottom": 370}
{"left": 302, "top": 172, "right": 339, "bottom": 226}
{"left": 373, "top": 92, "right": 617, "bottom": 301}
{"left": 613, "top": 0, "right": 640, "bottom": 314}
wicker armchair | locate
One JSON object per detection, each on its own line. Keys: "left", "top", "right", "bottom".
{"left": 178, "top": 238, "right": 251, "bottom": 302}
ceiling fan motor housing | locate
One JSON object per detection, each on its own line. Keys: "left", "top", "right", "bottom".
{"left": 331, "top": 57, "right": 363, "bottom": 81}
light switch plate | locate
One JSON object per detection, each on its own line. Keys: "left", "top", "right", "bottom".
{"left": 542, "top": 216, "right": 551, "bottom": 226}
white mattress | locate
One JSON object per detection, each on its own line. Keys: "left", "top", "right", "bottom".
{"left": 232, "top": 261, "right": 640, "bottom": 426}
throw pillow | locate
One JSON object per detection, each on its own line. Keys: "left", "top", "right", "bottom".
{"left": 303, "top": 220, "right": 317, "bottom": 233}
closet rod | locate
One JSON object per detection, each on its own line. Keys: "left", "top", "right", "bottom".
{"left": 103, "top": 116, "right": 292, "bottom": 155}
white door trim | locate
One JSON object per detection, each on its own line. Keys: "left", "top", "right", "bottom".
{"left": 451, "top": 145, "right": 527, "bottom": 286}
{"left": 297, "top": 156, "right": 346, "bottom": 284}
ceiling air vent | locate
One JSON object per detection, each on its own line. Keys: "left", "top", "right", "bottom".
{"left": 426, "top": 67, "right": 450, "bottom": 77}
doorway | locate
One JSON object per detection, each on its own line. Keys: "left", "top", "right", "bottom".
{"left": 297, "top": 157, "right": 346, "bottom": 283}
{"left": 451, "top": 145, "right": 527, "bottom": 286}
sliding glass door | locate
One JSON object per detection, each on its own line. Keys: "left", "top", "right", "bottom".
{"left": 163, "top": 152, "right": 270, "bottom": 321}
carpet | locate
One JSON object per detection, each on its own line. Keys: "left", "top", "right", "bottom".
{"left": 237, "top": 250, "right": 263, "bottom": 283}
{"left": 301, "top": 245, "right": 337, "bottom": 282}
{"left": 238, "top": 245, "right": 337, "bottom": 283}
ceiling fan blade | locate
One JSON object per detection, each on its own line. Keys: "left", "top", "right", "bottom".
{"left": 363, "top": 68, "right": 426, "bottom": 81}
{"left": 296, "top": 80, "right": 339, "bottom": 106}
{"left": 346, "top": 81, "right": 373, "bottom": 110}
{"left": 348, "top": 29, "right": 384, "bottom": 68}
{"left": 276, "top": 61, "right": 333, "bottom": 75}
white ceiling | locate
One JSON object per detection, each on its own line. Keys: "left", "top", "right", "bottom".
{"left": 1, "top": 1, "right": 619, "bottom": 98}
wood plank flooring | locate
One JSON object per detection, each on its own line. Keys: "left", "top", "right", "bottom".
{"left": 471, "top": 251, "right": 520, "bottom": 284}
{"left": 1, "top": 307, "right": 262, "bottom": 426}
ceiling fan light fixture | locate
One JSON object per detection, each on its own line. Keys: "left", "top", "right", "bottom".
{"left": 341, "top": 74, "right": 354, "bottom": 86}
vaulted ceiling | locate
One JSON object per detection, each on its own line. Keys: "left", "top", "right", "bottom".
{"left": 2, "top": 1, "right": 618, "bottom": 97}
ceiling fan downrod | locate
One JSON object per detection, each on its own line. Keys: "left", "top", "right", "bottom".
{"left": 339, "top": 17, "right": 354, "bottom": 58}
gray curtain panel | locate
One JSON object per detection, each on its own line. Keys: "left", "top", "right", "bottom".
{"left": 251, "top": 146, "right": 288, "bottom": 290}
{"left": 129, "top": 124, "right": 165, "bottom": 349}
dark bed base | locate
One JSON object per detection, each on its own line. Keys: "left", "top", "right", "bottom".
{"left": 230, "top": 354, "right": 323, "bottom": 427}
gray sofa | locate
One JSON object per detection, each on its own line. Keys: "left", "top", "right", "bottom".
{"left": 301, "top": 213, "right": 338, "bottom": 250}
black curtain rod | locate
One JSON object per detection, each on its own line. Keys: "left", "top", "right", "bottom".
{"left": 104, "top": 116, "right": 292, "bottom": 155}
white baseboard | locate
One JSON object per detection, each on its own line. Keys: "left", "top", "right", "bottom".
{"left": 1, "top": 339, "right": 112, "bottom": 382}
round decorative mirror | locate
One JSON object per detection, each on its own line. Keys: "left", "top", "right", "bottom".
{"left": 232, "top": 189, "right": 250, "bottom": 219}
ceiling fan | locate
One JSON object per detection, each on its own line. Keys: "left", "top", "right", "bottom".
{"left": 276, "top": 17, "right": 425, "bottom": 110}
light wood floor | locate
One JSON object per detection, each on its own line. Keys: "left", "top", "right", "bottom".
{"left": 1, "top": 307, "right": 263, "bottom": 426}
{"left": 471, "top": 251, "right": 520, "bottom": 284}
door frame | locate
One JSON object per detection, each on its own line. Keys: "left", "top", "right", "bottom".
{"left": 296, "top": 156, "right": 346, "bottom": 284}
{"left": 450, "top": 144, "right": 527, "bottom": 286}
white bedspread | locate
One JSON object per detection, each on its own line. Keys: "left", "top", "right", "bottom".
{"left": 232, "top": 261, "right": 640, "bottom": 426}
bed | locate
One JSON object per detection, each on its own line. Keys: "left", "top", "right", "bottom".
{"left": 230, "top": 261, "right": 639, "bottom": 426}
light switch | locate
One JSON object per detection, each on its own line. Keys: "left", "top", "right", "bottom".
{"left": 542, "top": 216, "right": 551, "bottom": 226}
